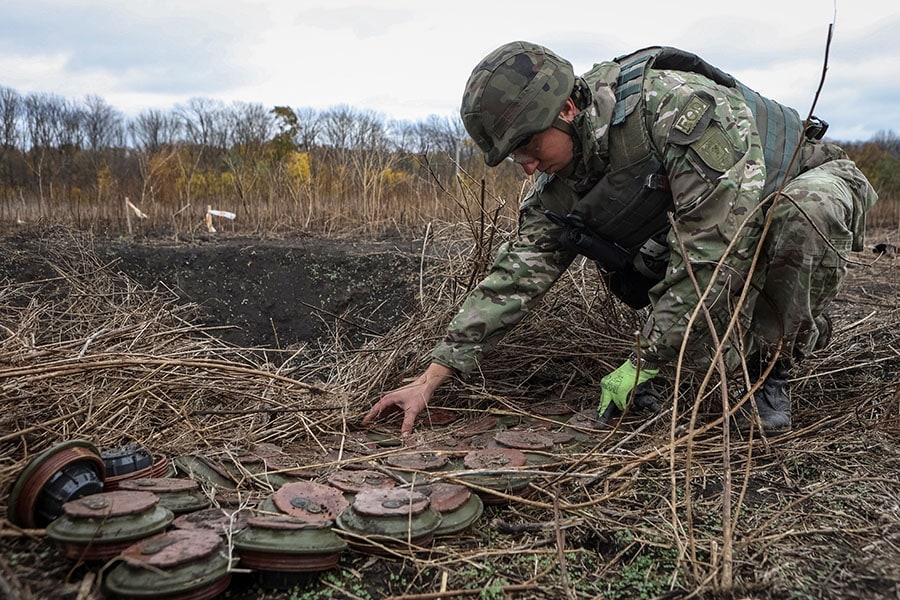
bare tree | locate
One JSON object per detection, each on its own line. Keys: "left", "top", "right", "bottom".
{"left": 57, "top": 101, "right": 85, "bottom": 150}
{"left": 0, "top": 87, "right": 22, "bottom": 152}
{"left": 873, "top": 130, "right": 900, "bottom": 158}
{"left": 224, "top": 101, "right": 275, "bottom": 212}
{"left": 22, "top": 92, "right": 72, "bottom": 203}
{"left": 413, "top": 114, "right": 465, "bottom": 156}
{"left": 127, "top": 109, "right": 182, "bottom": 210}
{"left": 0, "top": 87, "right": 24, "bottom": 219}
{"left": 173, "top": 97, "right": 229, "bottom": 214}
{"left": 0, "top": 88, "right": 22, "bottom": 169}
{"left": 340, "top": 108, "right": 399, "bottom": 210}
{"left": 390, "top": 119, "right": 418, "bottom": 154}
{"left": 294, "top": 107, "right": 320, "bottom": 152}
{"left": 80, "top": 95, "right": 126, "bottom": 210}
{"left": 177, "top": 97, "right": 228, "bottom": 150}
{"left": 228, "top": 101, "right": 273, "bottom": 150}
{"left": 318, "top": 105, "right": 358, "bottom": 203}
{"left": 129, "top": 108, "right": 182, "bottom": 153}
{"left": 82, "top": 95, "right": 125, "bottom": 152}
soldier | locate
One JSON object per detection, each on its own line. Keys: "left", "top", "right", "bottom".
{"left": 363, "top": 41, "right": 878, "bottom": 437}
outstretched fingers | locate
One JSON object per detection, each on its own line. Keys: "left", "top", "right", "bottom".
{"left": 362, "top": 399, "right": 394, "bottom": 425}
{"left": 400, "top": 404, "right": 423, "bottom": 437}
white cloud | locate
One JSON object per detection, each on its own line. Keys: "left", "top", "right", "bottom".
{"left": 0, "top": 0, "right": 895, "bottom": 140}
{"left": 0, "top": 52, "right": 71, "bottom": 91}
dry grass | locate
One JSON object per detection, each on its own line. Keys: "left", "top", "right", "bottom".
{"left": 0, "top": 224, "right": 898, "bottom": 600}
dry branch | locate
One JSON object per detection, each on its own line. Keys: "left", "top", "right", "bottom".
{"left": 1, "top": 224, "right": 898, "bottom": 600}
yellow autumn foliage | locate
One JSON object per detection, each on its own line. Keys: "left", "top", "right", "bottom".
{"left": 285, "top": 151, "right": 312, "bottom": 183}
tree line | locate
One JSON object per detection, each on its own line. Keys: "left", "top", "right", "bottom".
{"left": 0, "top": 86, "right": 897, "bottom": 236}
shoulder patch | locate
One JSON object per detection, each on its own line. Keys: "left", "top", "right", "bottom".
{"left": 674, "top": 94, "right": 712, "bottom": 137}
{"left": 692, "top": 124, "right": 736, "bottom": 173}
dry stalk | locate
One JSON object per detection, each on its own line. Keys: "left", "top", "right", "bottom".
{"left": 1, "top": 214, "right": 898, "bottom": 600}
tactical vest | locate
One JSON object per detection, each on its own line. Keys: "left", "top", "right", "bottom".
{"left": 574, "top": 46, "right": 806, "bottom": 255}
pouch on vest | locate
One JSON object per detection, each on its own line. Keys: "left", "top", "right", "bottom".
{"left": 604, "top": 268, "right": 658, "bottom": 309}
{"left": 570, "top": 156, "right": 673, "bottom": 252}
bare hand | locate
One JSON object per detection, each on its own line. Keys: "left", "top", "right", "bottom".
{"left": 362, "top": 363, "right": 454, "bottom": 436}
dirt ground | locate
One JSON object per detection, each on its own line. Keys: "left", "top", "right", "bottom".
{"left": 0, "top": 230, "right": 423, "bottom": 350}
{"left": 1, "top": 225, "right": 899, "bottom": 600}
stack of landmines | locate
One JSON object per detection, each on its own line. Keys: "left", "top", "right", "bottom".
{"left": 6, "top": 401, "right": 601, "bottom": 598}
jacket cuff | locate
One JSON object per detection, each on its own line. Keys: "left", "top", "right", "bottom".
{"left": 430, "top": 344, "right": 477, "bottom": 377}
{"left": 629, "top": 350, "right": 662, "bottom": 371}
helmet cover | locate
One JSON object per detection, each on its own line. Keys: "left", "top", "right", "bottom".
{"left": 461, "top": 41, "right": 576, "bottom": 166}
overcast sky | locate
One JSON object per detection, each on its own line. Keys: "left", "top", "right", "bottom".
{"left": 1, "top": 0, "right": 896, "bottom": 142}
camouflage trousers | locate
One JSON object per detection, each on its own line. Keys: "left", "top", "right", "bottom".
{"left": 747, "top": 158, "right": 877, "bottom": 364}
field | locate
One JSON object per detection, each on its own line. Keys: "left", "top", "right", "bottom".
{"left": 1, "top": 221, "right": 899, "bottom": 600}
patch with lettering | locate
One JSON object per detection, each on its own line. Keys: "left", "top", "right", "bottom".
{"left": 673, "top": 94, "right": 712, "bottom": 136}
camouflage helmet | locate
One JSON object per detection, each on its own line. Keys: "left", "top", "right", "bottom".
{"left": 461, "top": 41, "right": 576, "bottom": 166}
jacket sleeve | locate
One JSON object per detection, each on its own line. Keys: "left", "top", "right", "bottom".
{"left": 638, "top": 69, "right": 769, "bottom": 365}
{"left": 431, "top": 177, "right": 577, "bottom": 375}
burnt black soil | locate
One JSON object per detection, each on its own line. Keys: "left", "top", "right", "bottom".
{"left": 1, "top": 231, "right": 423, "bottom": 350}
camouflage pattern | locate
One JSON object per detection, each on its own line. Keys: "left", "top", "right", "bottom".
{"left": 747, "top": 158, "right": 878, "bottom": 363}
{"left": 432, "top": 60, "right": 878, "bottom": 376}
{"left": 461, "top": 41, "right": 575, "bottom": 167}
{"left": 430, "top": 180, "right": 577, "bottom": 374}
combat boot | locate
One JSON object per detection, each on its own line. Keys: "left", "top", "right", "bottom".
{"left": 736, "top": 359, "right": 792, "bottom": 436}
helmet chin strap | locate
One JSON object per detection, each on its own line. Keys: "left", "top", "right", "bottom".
{"left": 551, "top": 116, "right": 575, "bottom": 136}
{"left": 550, "top": 115, "right": 580, "bottom": 178}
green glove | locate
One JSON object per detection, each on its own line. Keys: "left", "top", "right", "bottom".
{"left": 599, "top": 359, "right": 659, "bottom": 417}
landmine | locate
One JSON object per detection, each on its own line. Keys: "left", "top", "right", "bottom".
{"left": 119, "top": 477, "right": 211, "bottom": 514}
{"left": 10, "top": 409, "right": 601, "bottom": 594}
{"left": 336, "top": 487, "right": 442, "bottom": 554}
{"left": 172, "top": 506, "right": 249, "bottom": 536}
{"left": 46, "top": 490, "right": 173, "bottom": 561}
{"left": 7, "top": 439, "right": 105, "bottom": 528}
{"left": 105, "top": 529, "right": 232, "bottom": 600}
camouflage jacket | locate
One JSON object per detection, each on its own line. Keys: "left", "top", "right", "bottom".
{"left": 432, "top": 53, "right": 869, "bottom": 375}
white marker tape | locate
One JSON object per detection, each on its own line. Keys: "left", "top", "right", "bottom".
{"left": 125, "top": 198, "right": 148, "bottom": 219}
